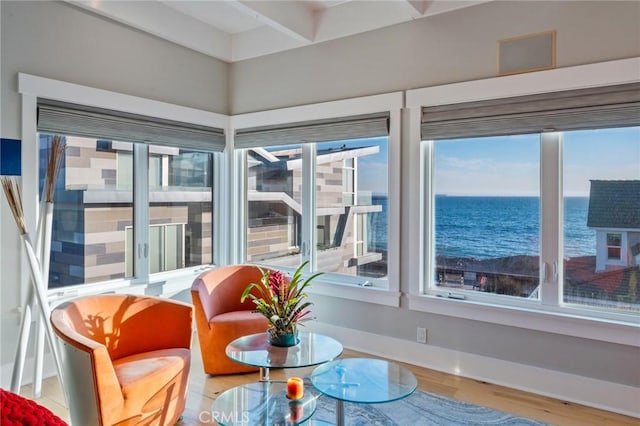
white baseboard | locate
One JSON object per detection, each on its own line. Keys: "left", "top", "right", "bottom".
{"left": 306, "top": 321, "right": 640, "bottom": 419}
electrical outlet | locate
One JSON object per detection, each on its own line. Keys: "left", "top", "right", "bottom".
{"left": 417, "top": 327, "right": 427, "bottom": 344}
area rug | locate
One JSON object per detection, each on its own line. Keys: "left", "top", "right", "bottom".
{"left": 310, "top": 389, "right": 548, "bottom": 426}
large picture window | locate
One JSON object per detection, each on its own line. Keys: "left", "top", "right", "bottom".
{"left": 40, "top": 134, "right": 216, "bottom": 287}
{"left": 236, "top": 110, "right": 393, "bottom": 286}
{"left": 37, "top": 99, "right": 222, "bottom": 288}
{"left": 418, "top": 82, "right": 640, "bottom": 317}
{"left": 39, "top": 135, "right": 134, "bottom": 286}
{"left": 432, "top": 134, "right": 540, "bottom": 298}
{"left": 242, "top": 138, "right": 389, "bottom": 282}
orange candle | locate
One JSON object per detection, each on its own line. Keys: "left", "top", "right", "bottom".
{"left": 286, "top": 377, "right": 304, "bottom": 400}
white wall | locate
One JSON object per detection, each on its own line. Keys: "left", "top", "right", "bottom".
{"left": 0, "top": 0, "right": 229, "bottom": 371}
{"left": 231, "top": 0, "right": 640, "bottom": 113}
{"left": 230, "top": 0, "right": 640, "bottom": 391}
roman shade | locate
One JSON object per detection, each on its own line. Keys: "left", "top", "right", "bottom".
{"left": 421, "top": 83, "right": 640, "bottom": 140}
{"left": 235, "top": 112, "right": 389, "bottom": 149}
{"left": 37, "top": 99, "right": 225, "bottom": 152}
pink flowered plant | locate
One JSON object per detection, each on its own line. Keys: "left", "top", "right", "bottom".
{"left": 241, "top": 261, "right": 322, "bottom": 338}
{"left": 269, "top": 270, "right": 286, "bottom": 295}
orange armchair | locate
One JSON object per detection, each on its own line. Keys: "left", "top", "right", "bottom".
{"left": 50, "top": 294, "right": 193, "bottom": 426}
{"left": 191, "top": 265, "right": 269, "bottom": 375}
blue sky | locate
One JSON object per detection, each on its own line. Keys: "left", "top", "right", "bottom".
{"left": 265, "top": 137, "right": 389, "bottom": 194}
{"left": 434, "top": 127, "right": 640, "bottom": 197}
{"left": 434, "top": 134, "right": 540, "bottom": 196}
{"left": 563, "top": 127, "right": 640, "bottom": 196}
{"left": 270, "top": 127, "right": 639, "bottom": 197}
{"left": 320, "top": 137, "right": 389, "bottom": 194}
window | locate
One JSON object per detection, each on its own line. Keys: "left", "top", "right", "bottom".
{"left": 36, "top": 98, "right": 223, "bottom": 288}
{"left": 417, "top": 80, "right": 640, "bottom": 318}
{"left": 243, "top": 138, "right": 391, "bottom": 276}
{"left": 431, "top": 134, "right": 540, "bottom": 299}
{"left": 242, "top": 137, "right": 389, "bottom": 282}
{"left": 315, "top": 138, "right": 388, "bottom": 278}
{"left": 235, "top": 105, "right": 397, "bottom": 289}
{"left": 149, "top": 146, "right": 213, "bottom": 270}
{"left": 40, "top": 135, "right": 216, "bottom": 287}
{"left": 127, "top": 223, "right": 185, "bottom": 274}
{"left": 39, "top": 135, "right": 133, "bottom": 286}
{"left": 606, "top": 234, "right": 622, "bottom": 260}
{"left": 245, "top": 144, "right": 302, "bottom": 264}
{"left": 126, "top": 223, "right": 185, "bottom": 276}
{"left": 563, "top": 127, "right": 640, "bottom": 310}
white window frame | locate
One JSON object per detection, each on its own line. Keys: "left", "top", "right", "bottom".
{"left": 606, "top": 232, "right": 624, "bottom": 261}
{"left": 18, "top": 73, "right": 229, "bottom": 299}
{"left": 231, "top": 93, "right": 403, "bottom": 307}
{"left": 406, "top": 58, "right": 640, "bottom": 346}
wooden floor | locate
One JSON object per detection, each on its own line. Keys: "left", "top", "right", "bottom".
{"left": 22, "top": 342, "right": 637, "bottom": 426}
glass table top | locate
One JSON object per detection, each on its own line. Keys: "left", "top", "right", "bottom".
{"left": 310, "top": 357, "right": 418, "bottom": 404}
{"left": 226, "top": 332, "right": 343, "bottom": 369}
{"left": 212, "top": 382, "right": 317, "bottom": 426}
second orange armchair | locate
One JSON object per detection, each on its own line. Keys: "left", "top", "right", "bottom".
{"left": 191, "top": 264, "right": 270, "bottom": 375}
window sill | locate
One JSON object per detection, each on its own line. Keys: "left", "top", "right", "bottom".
{"left": 308, "top": 279, "right": 400, "bottom": 307}
{"left": 408, "top": 294, "right": 640, "bottom": 347}
{"left": 46, "top": 265, "right": 213, "bottom": 304}
{"left": 45, "top": 265, "right": 399, "bottom": 308}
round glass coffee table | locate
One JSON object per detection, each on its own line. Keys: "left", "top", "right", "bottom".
{"left": 310, "top": 357, "right": 418, "bottom": 426}
{"left": 226, "top": 331, "right": 343, "bottom": 381}
{"left": 212, "top": 381, "right": 317, "bottom": 426}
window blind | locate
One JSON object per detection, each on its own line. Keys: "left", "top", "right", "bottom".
{"left": 235, "top": 112, "right": 389, "bottom": 149}
{"left": 37, "top": 99, "right": 225, "bottom": 152}
{"left": 421, "top": 83, "right": 640, "bottom": 140}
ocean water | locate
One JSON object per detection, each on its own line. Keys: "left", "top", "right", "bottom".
{"left": 367, "top": 195, "right": 595, "bottom": 259}
{"left": 436, "top": 196, "right": 594, "bottom": 259}
{"left": 563, "top": 197, "right": 594, "bottom": 258}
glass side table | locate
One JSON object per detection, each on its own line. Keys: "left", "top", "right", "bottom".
{"left": 226, "top": 331, "right": 343, "bottom": 381}
{"left": 310, "top": 357, "right": 418, "bottom": 426}
{"left": 212, "top": 381, "right": 317, "bottom": 426}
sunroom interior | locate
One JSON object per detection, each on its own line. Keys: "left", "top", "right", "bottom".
{"left": 1, "top": 1, "right": 639, "bottom": 424}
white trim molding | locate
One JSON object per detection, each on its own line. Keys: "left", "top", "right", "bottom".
{"left": 231, "top": 92, "right": 403, "bottom": 129}
{"left": 18, "top": 73, "right": 229, "bottom": 129}
{"left": 309, "top": 281, "right": 401, "bottom": 307}
{"left": 406, "top": 57, "right": 640, "bottom": 108}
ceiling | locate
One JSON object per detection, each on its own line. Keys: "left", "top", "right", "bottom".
{"left": 68, "top": 0, "right": 490, "bottom": 63}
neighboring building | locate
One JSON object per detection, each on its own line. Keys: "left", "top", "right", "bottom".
{"left": 43, "top": 136, "right": 384, "bottom": 286}
{"left": 246, "top": 144, "right": 384, "bottom": 277}
{"left": 587, "top": 180, "right": 640, "bottom": 272}
{"left": 564, "top": 256, "right": 638, "bottom": 308}
{"left": 43, "top": 135, "right": 213, "bottom": 287}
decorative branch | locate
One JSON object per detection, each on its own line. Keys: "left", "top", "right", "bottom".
{"left": 3, "top": 135, "right": 67, "bottom": 401}
{"left": 1, "top": 177, "right": 27, "bottom": 235}
{"left": 44, "top": 136, "right": 65, "bottom": 203}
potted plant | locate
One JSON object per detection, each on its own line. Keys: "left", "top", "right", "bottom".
{"left": 241, "top": 261, "right": 322, "bottom": 347}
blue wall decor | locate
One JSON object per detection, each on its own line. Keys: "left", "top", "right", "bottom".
{"left": 0, "top": 139, "right": 21, "bottom": 176}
